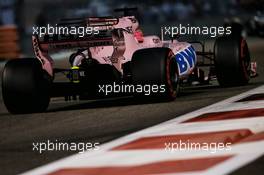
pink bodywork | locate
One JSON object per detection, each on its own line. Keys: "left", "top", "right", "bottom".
{"left": 32, "top": 16, "right": 196, "bottom": 78}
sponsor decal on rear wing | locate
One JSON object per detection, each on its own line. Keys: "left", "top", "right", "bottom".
{"left": 87, "top": 17, "right": 119, "bottom": 27}
{"left": 38, "top": 34, "right": 113, "bottom": 51}
{"left": 31, "top": 17, "right": 120, "bottom": 51}
{"left": 32, "top": 31, "right": 113, "bottom": 51}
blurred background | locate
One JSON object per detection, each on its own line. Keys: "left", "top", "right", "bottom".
{"left": 0, "top": 0, "right": 263, "bottom": 58}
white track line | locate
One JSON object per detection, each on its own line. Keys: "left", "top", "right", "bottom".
{"left": 22, "top": 85, "right": 264, "bottom": 175}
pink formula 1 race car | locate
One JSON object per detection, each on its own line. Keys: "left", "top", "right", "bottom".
{"left": 2, "top": 8, "right": 254, "bottom": 114}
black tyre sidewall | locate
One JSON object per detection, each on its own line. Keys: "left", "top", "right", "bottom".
{"left": 214, "top": 36, "right": 250, "bottom": 87}
{"left": 131, "top": 48, "right": 179, "bottom": 100}
{"left": 2, "top": 58, "right": 50, "bottom": 114}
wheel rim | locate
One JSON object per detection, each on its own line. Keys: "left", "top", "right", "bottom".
{"left": 169, "top": 60, "right": 178, "bottom": 90}
{"left": 240, "top": 39, "right": 250, "bottom": 79}
{"left": 166, "top": 55, "right": 179, "bottom": 98}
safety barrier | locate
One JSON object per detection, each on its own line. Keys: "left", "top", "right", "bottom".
{"left": 0, "top": 25, "right": 21, "bottom": 59}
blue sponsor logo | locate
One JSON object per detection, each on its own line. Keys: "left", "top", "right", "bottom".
{"left": 175, "top": 46, "right": 196, "bottom": 75}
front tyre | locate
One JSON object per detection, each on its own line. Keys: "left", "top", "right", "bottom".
{"left": 131, "top": 48, "right": 179, "bottom": 101}
{"left": 214, "top": 36, "right": 250, "bottom": 87}
{"left": 2, "top": 58, "right": 51, "bottom": 114}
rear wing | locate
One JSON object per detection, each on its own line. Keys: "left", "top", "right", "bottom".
{"left": 33, "top": 17, "right": 120, "bottom": 52}
{"left": 34, "top": 34, "right": 113, "bottom": 52}
{"left": 60, "top": 16, "right": 119, "bottom": 27}
{"left": 87, "top": 17, "right": 119, "bottom": 27}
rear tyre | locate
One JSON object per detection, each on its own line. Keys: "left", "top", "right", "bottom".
{"left": 2, "top": 58, "right": 51, "bottom": 114}
{"left": 131, "top": 48, "right": 179, "bottom": 101}
{"left": 214, "top": 36, "right": 250, "bottom": 87}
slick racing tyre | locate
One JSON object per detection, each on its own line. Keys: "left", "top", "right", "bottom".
{"left": 131, "top": 47, "right": 179, "bottom": 101}
{"left": 2, "top": 58, "right": 51, "bottom": 114}
{"left": 214, "top": 36, "right": 250, "bottom": 87}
